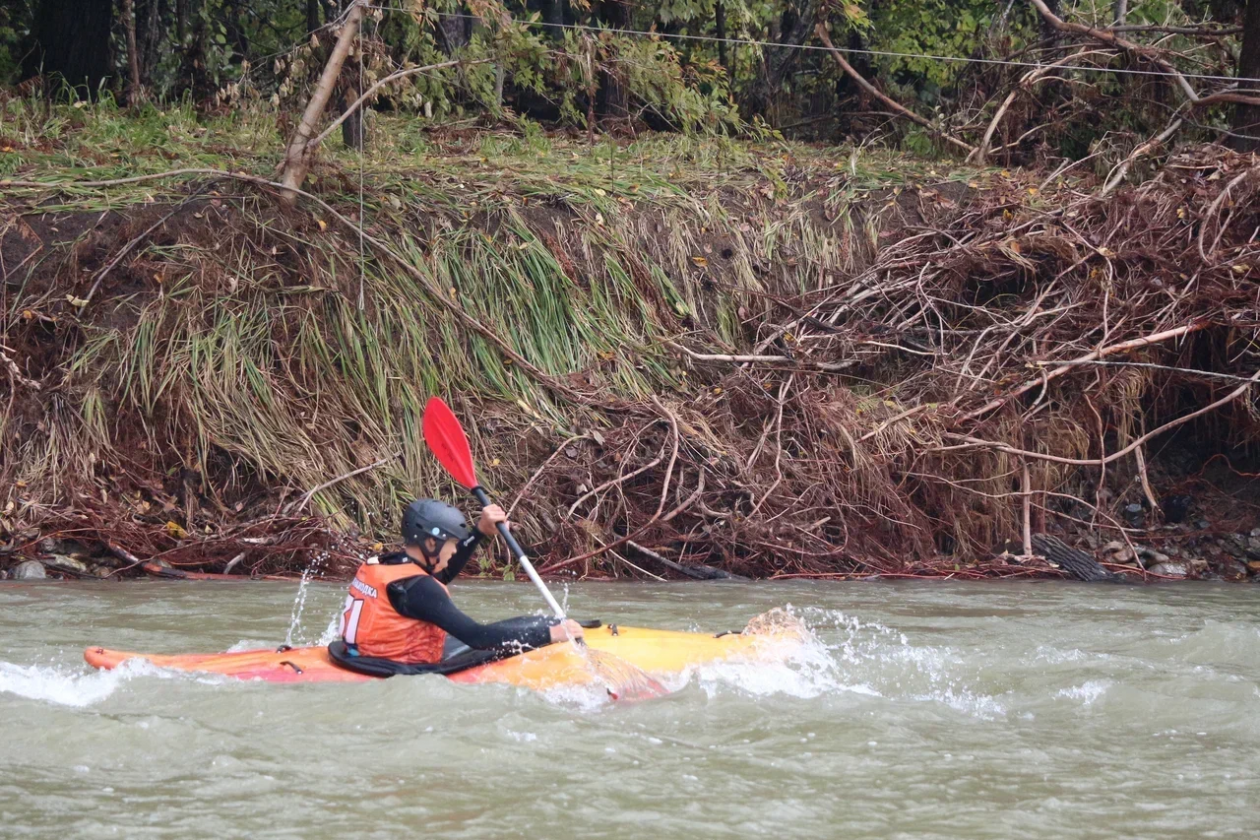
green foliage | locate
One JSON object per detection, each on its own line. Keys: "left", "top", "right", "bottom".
{"left": 0, "top": 0, "right": 29, "bottom": 86}
{"left": 866, "top": 0, "right": 997, "bottom": 94}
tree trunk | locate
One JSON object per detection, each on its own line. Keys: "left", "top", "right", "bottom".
{"left": 23, "top": 0, "right": 114, "bottom": 96}
{"left": 138, "top": 0, "right": 164, "bottom": 88}
{"left": 307, "top": 0, "right": 321, "bottom": 32}
{"left": 1031, "top": 534, "right": 1120, "bottom": 582}
{"left": 176, "top": 0, "right": 188, "bottom": 42}
{"left": 1114, "top": 0, "right": 1128, "bottom": 24}
{"left": 543, "top": 0, "right": 566, "bottom": 38}
{"left": 435, "top": 6, "right": 472, "bottom": 54}
{"left": 1234, "top": 0, "right": 1260, "bottom": 150}
{"left": 338, "top": 72, "right": 364, "bottom": 150}
{"left": 597, "top": 0, "right": 629, "bottom": 122}
{"left": 280, "top": 2, "right": 364, "bottom": 203}
{"left": 122, "top": 0, "right": 144, "bottom": 104}
{"left": 715, "top": 2, "right": 730, "bottom": 79}
{"left": 1041, "top": 0, "right": 1062, "bottom": 43}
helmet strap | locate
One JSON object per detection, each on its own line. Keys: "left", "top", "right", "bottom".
{"left": 417, "top": 536, "right": 442, "bottom": 573}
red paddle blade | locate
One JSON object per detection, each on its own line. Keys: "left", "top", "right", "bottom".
{"left": 423, "top": 397, "right": 478, "bottom": 488}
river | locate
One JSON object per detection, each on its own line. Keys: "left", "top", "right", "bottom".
{"left": 1, "top": 580, "right": 1257, "bottom": 838}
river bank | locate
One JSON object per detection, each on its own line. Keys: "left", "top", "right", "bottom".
{"left": 2, "top": 103, "right": 1259, "bottom": 582}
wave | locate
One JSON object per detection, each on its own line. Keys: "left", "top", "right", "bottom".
{"left": 0, "top": 659, "right": 147, "bottom": 708}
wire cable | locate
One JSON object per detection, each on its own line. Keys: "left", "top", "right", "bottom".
{"left": 361, "top": 4, "right": 1260, "bottom": 87}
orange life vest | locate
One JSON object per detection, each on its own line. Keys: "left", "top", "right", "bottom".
{"left": 340, "top": 560, "right": 447, "bottom": 664}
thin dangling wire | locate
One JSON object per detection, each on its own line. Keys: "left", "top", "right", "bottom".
{"left": 357, "top": 16, "right": 366, "bottom": 311}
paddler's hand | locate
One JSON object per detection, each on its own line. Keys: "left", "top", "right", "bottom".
{"left": 549, "top": 620, "right": 585, "bottom": 644}
{"left": 476, "top": 504, "right": 509, "bottom": 538}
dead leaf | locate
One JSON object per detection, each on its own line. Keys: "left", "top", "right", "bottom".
{"left": 317, "top": 219, "right": 328, "bottom": 231}
{"left": 165, "top": 521, "right": 189, "bottom": 539}
{"left": 691, "top": 256, "right": 708, "bottom": 267}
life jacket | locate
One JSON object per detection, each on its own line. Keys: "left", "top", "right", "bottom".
{"left": 340, "top": 559, "right": 447, "bottom": 665}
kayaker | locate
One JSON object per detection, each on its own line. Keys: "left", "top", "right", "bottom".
{"left": 336, "top": 498, "right": 583, "bottom": 673}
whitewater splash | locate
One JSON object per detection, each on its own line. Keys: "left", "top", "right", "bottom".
{"left": 0, "top": 658, "right": 164, "bottom": 708}
{"left": 687, "top": 605, "right": 1008, "bottom": 719}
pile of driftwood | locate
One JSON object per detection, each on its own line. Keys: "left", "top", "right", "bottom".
{"left": 504, "top": 146, "right": 1260, "bottom": 579}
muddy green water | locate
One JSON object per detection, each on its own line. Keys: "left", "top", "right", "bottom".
{"left": 1, "top": 580, "right": 1257, "bottom": 839}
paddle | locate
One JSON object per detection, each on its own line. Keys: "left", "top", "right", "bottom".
{"left": 422, "top": 397, "right": 565, "bottom": 617}
{"left": 422, "top": 397, "right": 668, "bottom": 701}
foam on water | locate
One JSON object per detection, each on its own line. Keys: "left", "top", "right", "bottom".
{"left": 0, "top": 658, "right": 163, "bottom": 708}
{"left": 688, "top": 606, "right": 1007, "bottom": 719}
{"left": 1056, "top": 680, "right": 1111, "bottom": 706}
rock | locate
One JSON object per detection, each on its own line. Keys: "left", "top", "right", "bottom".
{"left": 11, "top": 560, "right": 46, "bottom": 580}
{"left": 89, "top": 564, "right": 114, "bottom": 578}
{"left": 1251, "top": 528, "right": 1260, "bottom": 538}
{"left": 1123, "top": 503, "right": 1146, "bottom": 528}
{"left": 1194, "top": 519, "right": 1210, "bottom": 530}
{"left": 1102, "top": 540, "right": 1125, "bottom": 554}
{"left": 1246, "top": 534, "right": 1260, "bottom": 561}
{"left": 1221, "top": 534, "right": 1248, "bottom": 558}
{"left": 45, "top": 554, "right": 88, "bottom": 574}
{"left": 1149, "top": 562, "right": 1189, "bottom": 578}
{"left": 1138, "top": 547, "right": 1170, "bottom": 565}
{"left": 1112, "top": 546, "right": 1138, "bottom": 565}
{"left": 38, "top": 538, "right": 91, "bottom": 559}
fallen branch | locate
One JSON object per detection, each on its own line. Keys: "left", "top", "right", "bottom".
{"left": 539, "top": 471, "right": 706, "bottom": 574}
{"left": 279, "top": 1, "right": 364, "bottom": 203}
{"left": 950, "top": 367, "right": 1260, "bottom": 465}
{"left": 509, "top": 434, "right": 591, "bottom": 516}
{"left": 1031, "top": 533, "right": 1119, "bottom": 582}
{"left": 1026, "top": 0, "right": 1200, "bottom": 103}
{"left": 1100, "top": 117, "right": 1184, "bottom": 197}
{"left": 962, "top": 321, "right": 1211, "bottom": 421}
{"left": 309, "top": 59, "right": 489, "bottom": 151}
{"left": 816, "top": 23, "right": 975, "bottom": 155}
{"left": 84, "top": 187, "right": 215, "bottom": 304}
{"left": 1198, "top": 165, "right": 1259, "bottom": 261}
{"left": 972, "top": 51, "right": 1111, "bottom": 165}
{"left": 286, "top": 452, "right": 399, "bottom": 515}
{"left": 626, "top": 540, "right": 746, "bottom": 580}
{"left": 669, "top": 341, "right": 856, "bottom": 373}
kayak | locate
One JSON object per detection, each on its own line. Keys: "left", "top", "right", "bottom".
{"left": 84, "top": 611, "right": 805, "bottom": 697}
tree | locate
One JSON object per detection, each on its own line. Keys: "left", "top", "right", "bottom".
{"left": 1235, "top": 0, "right": 1260, "bottom": 150}
{"left": 22, "top": 0, "right": 113, "bottom": 96}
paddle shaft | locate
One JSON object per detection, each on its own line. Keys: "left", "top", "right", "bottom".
{"left": 471, "top": 486, "right": 566, "bottom": 619}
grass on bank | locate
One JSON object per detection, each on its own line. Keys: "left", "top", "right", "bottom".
{"left": 1, "top": 96, "right": 997, "bottom": 547}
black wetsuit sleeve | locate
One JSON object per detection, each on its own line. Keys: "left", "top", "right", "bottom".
{"left": 387, "top": 575, "right": 556, "bottom": 652}
{"left": 433, "top": 531, "right": 482, "bottom": 585}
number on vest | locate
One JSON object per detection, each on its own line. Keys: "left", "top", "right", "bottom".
{"left": 341, "top": 595, "right": 365, "bottom": 644}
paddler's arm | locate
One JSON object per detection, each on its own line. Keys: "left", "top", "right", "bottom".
{"left": 387, "top": 575, "right": 557, "bottom": 652}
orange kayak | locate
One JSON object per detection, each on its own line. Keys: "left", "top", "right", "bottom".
{"left": 84, "top": 612, "right": 805, "bottom": 696}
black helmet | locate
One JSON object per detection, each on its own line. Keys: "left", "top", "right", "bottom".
{"left": 402, "top": 498, "right": 471, "bottom": 547}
